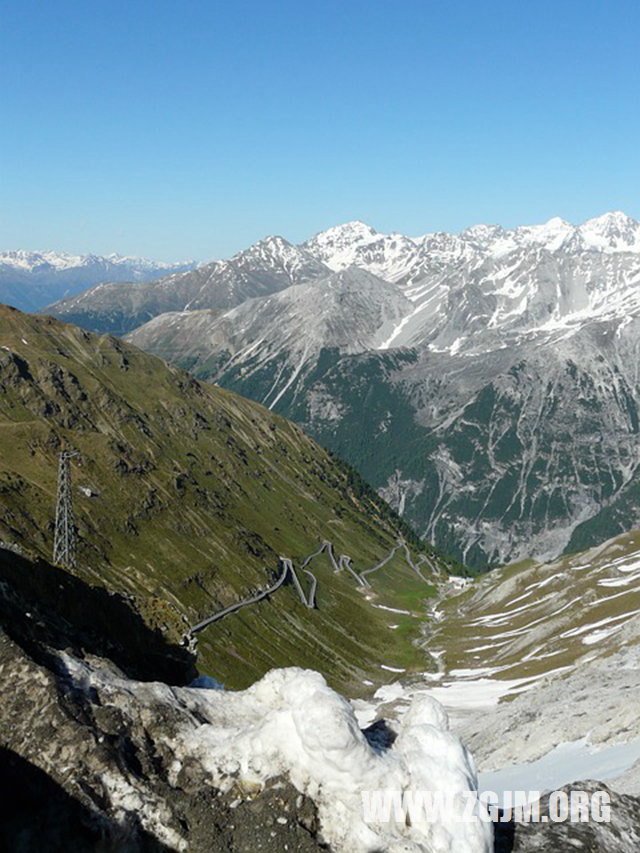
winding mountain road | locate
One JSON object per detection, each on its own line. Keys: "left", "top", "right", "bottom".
{"left": 338, "top": 554, "right": 369, "bottom": 587}
{"left": 359, "top": 541, "right": 404, "bottom": 581}
{"left": 191, "top": 556, "right": 316, "bottom": 633}
{"left": 190, "top": 538, "right": 436, "bottom": 633}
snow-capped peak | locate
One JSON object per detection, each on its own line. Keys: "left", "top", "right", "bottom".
{"left": 223, "top": 234, "right": 329, "bottom": 286}
{"left": 579, "top": 211, "right": 640, "bottom": 252}
{"left": 310, "top": 220, "right": 378, "bottom": 244}
{"left": 302, "top": 222, "right": 424, "bottom": 282}
{"left": 236, "top": 234, "right": 325, "bottom": 264}
{"left": 585, "top": 210, "right": 635, "bottom": 229}
{"left": 0, "top": 248, "right": 193, "bottom": 275}
{"left": 512, "top": 216, "right": 575, "bottom": 253}
{"left": 238, "top": 234, "right": 294, "bottom": 258}
{"left": 459, "top": 223, "right": 507, "bottom": 245}
{"left": 545, "top": 215, "right": 572, "bottom": 229}
{"left": 0, "top": 249, "right": 90, "bottom": 272}
{"left": 302, "top": 222, "right": 380, "bottom": 270}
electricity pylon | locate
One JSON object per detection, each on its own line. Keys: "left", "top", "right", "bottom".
{"left": 53, "top": 450, "right": 79, "bottom": 568}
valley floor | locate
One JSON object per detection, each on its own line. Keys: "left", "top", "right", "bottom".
{"left": 2, "top": 529, "right": 640, "bottom": 852}
{"left": 348, "top": 529, "right": 640, "bottom": 850}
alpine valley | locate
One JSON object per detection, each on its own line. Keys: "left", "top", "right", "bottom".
{"left": 48, "top": 211, "right": 640, "bottom": 569}
{"left": 2, "top": 282, "right": 640, "bottom": 850}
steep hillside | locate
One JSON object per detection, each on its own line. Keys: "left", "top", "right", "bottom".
{"left": 423, "top": 528, "right": 640, "bottom": 795}
{"left": 46, "top": 237, "right": 329, "bottom": 335}
{"left": 124, "top": 214, "right": 640, "bottom": 568}
{"left": 435, "top": 528, "right": 640, "bottom": 693}
{"left": 0, "top": 305, "right": 448, "bottom": 691}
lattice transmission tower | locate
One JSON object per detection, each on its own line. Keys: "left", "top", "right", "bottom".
{"left": 53, "top": 450, "right": 79, "bottom": 568}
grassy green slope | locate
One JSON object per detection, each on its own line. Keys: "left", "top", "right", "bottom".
{"left": 0, "top": 305, "right": 447, "bottom": 691}
{"left": 432, "top": 528, "right": 640, "bottom": 693}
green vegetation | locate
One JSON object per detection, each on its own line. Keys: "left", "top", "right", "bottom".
{"left": 0, "top": 306, "right": 445, "bottom": 692}
{"left": 161, "top": 327, "right": 640, "bottom": 571}
{"left": 432, "top": 529, "right": 640, "bottom": 691}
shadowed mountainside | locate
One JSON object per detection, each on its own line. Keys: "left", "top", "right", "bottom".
{"left": 0, "top": 304, "right": 452, "bottom": 690}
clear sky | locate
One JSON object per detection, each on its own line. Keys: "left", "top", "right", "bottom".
{"left": 2, "top": 0, "right": 639, "bottom": 261}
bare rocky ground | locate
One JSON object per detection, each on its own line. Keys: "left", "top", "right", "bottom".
{"left": 493, "top": 782, "right": 640, "bottom": 852}
{"left": 0, "top": 546, "right": 327, "bottom": 852}
{"left": 457, "top": 624, "right": 640, "bottom": 780}
{"left": 2, "top": 543, "right": 639, "bottom": 852}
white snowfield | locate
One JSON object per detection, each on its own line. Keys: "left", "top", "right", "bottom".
{"left": 0, "top": 248, "right": 191, "bottom": 274}
{"left": 302, "top": 211, "right": 640, "bottom": 356}
{"left": 418, "top": 531, "right": 640, "bottom": 798}
{"left": 63, "top": 658, "right": 492, "bottom": 853}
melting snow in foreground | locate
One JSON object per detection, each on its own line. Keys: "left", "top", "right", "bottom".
{"left": 180, "top": 669, "right": 491, "bottom": 853}
{"left": 479, "top": 737, "right": 640, "bottom": 804}
{"left": 65, "top": 659, "right": 491, "bottom": 853}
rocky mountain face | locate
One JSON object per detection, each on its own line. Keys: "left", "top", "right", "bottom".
{"left": 119, "top": 212, "right": 640, "bottom": 568}
{"left": 129, "top": 267, "right": 413, "bottom": 409}
{"left": 0, "top": 249, "right": 194, "bottom": 313}
{"left": 3, "top": 538, "right": 639, "bottom": 852}
{"left": 432, "top": 527, "right": 640, "bottom": 852}
{"left": 0, "top": 545, "right": 329, "bottom": 852}
{"left": 0, "top": 304, "right": 449, "bottom": 692}
{"left": 46, "top": 236, "right": 329, "bottom": 335}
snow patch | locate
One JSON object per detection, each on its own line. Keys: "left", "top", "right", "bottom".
{"left": 64, "top": 660, "right": 491, "bottom": 852}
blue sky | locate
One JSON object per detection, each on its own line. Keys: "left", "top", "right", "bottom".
{"left": 2, "top": 0, "right": 639, "bottom": 261}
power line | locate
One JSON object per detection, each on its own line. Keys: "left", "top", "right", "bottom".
{"left": 53, "top": 450, "right": 79, "bottom": 569}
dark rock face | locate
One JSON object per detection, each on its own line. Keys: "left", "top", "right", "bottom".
{"left": 0, "top": 746, "right": 172, "bottom": 852}
{"left": 0, "top": 548, "right": 328, "bottom": 852}
{"left": 0, "top": 546, "right": 196, "bottom": 685}
{"left": 206, "top": 782, "right": 329, "bottom": 853}
{"left": 0, "top": 632, "right": 327, "bottom": 852}
{"left": 494, "top": 783, "right": 640, "bottom": 852}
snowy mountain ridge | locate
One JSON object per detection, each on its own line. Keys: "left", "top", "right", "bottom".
{"left": 305, "top": 211, "right": 640, "bottom": 271}
{"left": 300, "top": 212, "right": 640, "bottom": 353}
{"left": 0, "top": 248, "right": 195, "bottom": 276}
{"left": 0, "top": 249, "right": 196, "bottom": 313}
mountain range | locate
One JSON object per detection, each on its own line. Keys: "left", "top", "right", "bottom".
{"left": 43, "top": 212, "right": 640, "bottom": 568}
{"left": 0, "top": 249, "right": 195, "bottom": 313}
{"left": 3, "top": 280, "right": 640, "bottom": 851}
{"left": 46, "top": 237, "right": 328, "bottom": 335}
{"left": 0, "top": 304, "right": 448, "bottom": 690}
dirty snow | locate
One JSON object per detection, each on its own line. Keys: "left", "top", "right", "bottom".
{"left": 63, "top": 660, "right": 491, "bottom": 853}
